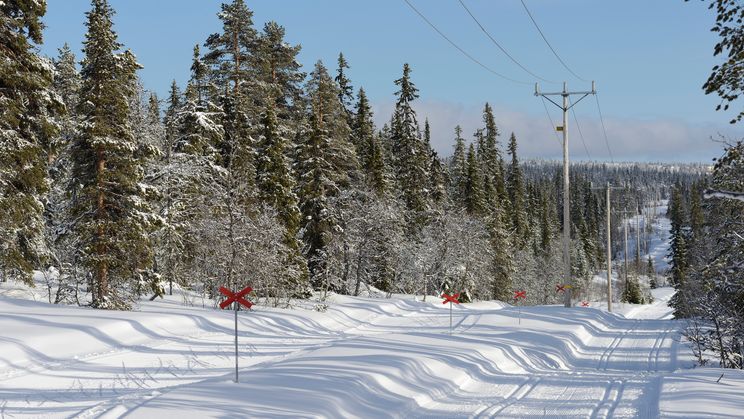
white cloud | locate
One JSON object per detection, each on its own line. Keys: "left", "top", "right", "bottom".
{"left": 371, "top": 100, "right": 743, "bottom": 163}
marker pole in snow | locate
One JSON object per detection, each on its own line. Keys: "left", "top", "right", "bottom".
{"left": 234, "top": 303, "right": 238, "bottom": 383}
{"left": 441, "top": 293, "right": 461, "bottom": 334}
{"left": 514, "top": 290, "right": 526, "bottom": 324}
{"left": 218, "top": 286, "right": 253, "bottom": 384}
{"left": 450, "top": 301, "right": 453, "bottom": 334}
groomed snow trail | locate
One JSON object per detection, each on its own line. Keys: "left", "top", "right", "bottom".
{"left": 0, "top": 287, "right": 699, "bottom": 418}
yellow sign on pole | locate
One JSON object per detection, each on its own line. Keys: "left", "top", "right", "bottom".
{"left": 556, "top": 126, "right": 564, "bottom": 131}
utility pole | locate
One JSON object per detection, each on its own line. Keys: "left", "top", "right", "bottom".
{"left": 535, "top": 81, "right": 596, "bottom": 307}
{"left": 623, "top": 208, "right": 629, "bottom": 301}
{"left": 606, "top": 183, "right": 612, "bottom": 312}
{"left": 636, "top": 206, "right": 642, "bottom": 272}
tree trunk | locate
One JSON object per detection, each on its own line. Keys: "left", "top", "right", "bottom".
{"left": 95, "top": 147, "right": 108, "bottom": 305}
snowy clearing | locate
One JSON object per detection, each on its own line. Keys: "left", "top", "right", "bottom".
{"left": 1, "top": 286, "right": 742, "bottom": 418}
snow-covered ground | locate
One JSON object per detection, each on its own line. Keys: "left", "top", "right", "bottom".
{"left": 1, "top": 285, "right": 742, "bottom": 418}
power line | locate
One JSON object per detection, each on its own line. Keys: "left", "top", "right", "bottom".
{"left": 594, "top": 93, "right": 615, "bottom": 163}
{"left": 519, "top": 0, "right": 589, "bottom": 82}
{"left": 457, "top": 0, "right": 557, "bottom": 84}
{"left": 569, "top": 96, "right": 591, "bottom": 160}
{"left": 540, "top": 96, "right": 562, "bottom": 146}
{"left": 402, "top": 0, "right": 531, "bottom": 85}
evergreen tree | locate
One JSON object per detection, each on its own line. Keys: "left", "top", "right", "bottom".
{"left": 689, "top": 180, "right": 705, "bottom": 244}
{"left": 352, "top": 88, "right": 373, "bottom": 168}
{"left": 253, "top": 21, "right": 304, "bottom": 119}
{"left": 353, "top": 88, "right": 386, "bottom": 195}
{"left": 423, "top": 119, "right": 446, "bottom": 203}
{"left": 175, "top": 48, "right": 222, "bottom": 156}
{"left": 256, "top": 100, "right": 301, "bottom": 244}
{"left": 203, "top": 0, "right": 259, "bottom": 190}
{"left": 297, "top": 61, "right": 358, "bottom": 291}
{"left": 203, "top": 0, "right": 257, "bottom": 96}
{"left": 391, "top": 63, "right": 428, "bottom": 227}
{"left": 464, "top": 144, "right": 485, "bottom": 215}
{"left": 450, "top": 125, "right": 467, "bottom": 205}
{"left": 507, "top": 132, "right": 528, "bottom": 246}
{"left": 255, "top": 99, "right": 307, "bottom": 292}
{"left": 69, "top": 0, "right": 158, "bottom": 308}
{"left": 334, "top": 52, "right": 354, "bottom": 120}
{"left": 668, "top": 183, "right": 688, "bottom": 288}
{"left": 185, "top": 45, "right": 212, "bottom": 108}
{"left": 0, "top": 0, "right": 62, "bottom": 282}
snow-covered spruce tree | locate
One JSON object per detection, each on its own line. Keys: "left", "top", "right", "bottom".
{"left": 449, "top": 125, "right": 467, "bottom": 206}
{"left": 297, "top": 61, "right": 359, "bottom": 293}
{"left": 47, "top": 44, "right": 82, "bottom": 303}
{"left": 668, "top": 182, "right": 691, "bottom": 316}
{"left": 507, "top": 132, "right": 528, "bottom": 248}
{"left": 391, "top": 63, "right": 429, "bottom": 230}
{"left": 68, "top": 0, "right": 159, "bottom": 308}
{"left": 334, "top": 52, "right": 354, "bottom": 124}
{"left": 255, "top": 98, "right": 308, "bottom": 296}
{"left": 475, "top": 103, "right": 513, "bottom": 301}
{"left": 686, "top": 141, "right": 744, "bottom": 368}
{"left": 464, "top": 143, "right": 485, "bottom": 215}
{"left": 353, "top": 88, "right": 387, "bottom": 195}
{"left": 423, "top": 119, "right": 446, "bottom": 204}
{"left": 0, "top": 0, "right": 62, "bottom": 283}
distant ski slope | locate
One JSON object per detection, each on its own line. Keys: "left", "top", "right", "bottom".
{"left": 0, "top": 288, "right": 741, "bottom": 418}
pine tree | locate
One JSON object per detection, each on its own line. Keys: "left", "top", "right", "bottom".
{"left": 507, "top": 133, "right": 528, "bottom": 247}
{"left": 353, "top": 88, "right": 386, "bottom": 195}
{"left": 297, "top": 61, "right": 358, "bottom": 291}
{"left": 391, "top": 63, "right": 428, "bottom": 227}
{"left": 176, "top": 48, "right": 222, "bottom": 156}
{"left": 423, "top": 119, "right": 446, "bottom": 203}
{"left": 253, "top": 21, "right": 304, "bottom": 119}
{"left": 203, "top": 0, "right": 257, "bottom": 96}
{"left": 185, "top": 45, "right": 212, "bottom": 108}
{"left": 69, "top": 0, "right": 158, "bottom": 308}
{"left": 668, "top": 183, "right": 688, "bottom": 288}
{"left": 335, "top": 52, "right": 354, "bottom": 120}
{"left": 0, "top": 0, "right": 62, "bottom": 282}
{"left": 464, "top": 144, "right": 485, "bottom": 215}
{"left": 450, "top": 125, "right": 467, "bottom": 205}
{"left": 689, "top": 180, "right": 705, "bottom": 244}
{"left": 203, "top": 0, "right": 259, "bottom": 192}
{"left": 256, "top": 100, "right": 301, "bottom": 245}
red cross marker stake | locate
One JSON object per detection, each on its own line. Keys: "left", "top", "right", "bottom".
{"left": 219, "top": 286, "right": 253, "bottom": 383}
{"left": 556, "top": 284, "right": 566, "bottom": 293}
{"left": 513, "top": 290, "right": 526, "bottom": 324}
{"left": 219, "top": 286, "right": 253, "bottom": 310}
{"left": 581, "top": 301, "right": 590, "bottom": 307}
{"left": 441, "top": 292, "right": 461, "bottom": 334}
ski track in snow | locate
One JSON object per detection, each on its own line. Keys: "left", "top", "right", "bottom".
{"left": 1, "top": 287, "right": 742, "bottom": 418}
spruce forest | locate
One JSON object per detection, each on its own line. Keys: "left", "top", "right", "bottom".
{"left": 2, "top": 0, "right": 744, "bottom": 402}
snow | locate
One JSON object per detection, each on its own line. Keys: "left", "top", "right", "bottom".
{"left": 0, "top": 281, "right": 741, "bottom": 417}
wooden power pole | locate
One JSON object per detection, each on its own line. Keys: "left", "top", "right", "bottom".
{"left": 535, "top": 81, "right": 596, "bottom": 307}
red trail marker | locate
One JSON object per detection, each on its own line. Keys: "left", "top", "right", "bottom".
{"left": 219, "top": 286, "right": 253, "bottom": 309}
{"left": 581, "top": 301, "right": 590, "bottom": 307}
{"left": 219, "top": 286, "right": 254, "bottom": 383}
{"left": 513, "top": 290, "right": 526, "bottom": 324}
{"left": 441, "top": 292, "right": 461, "bottom": 334}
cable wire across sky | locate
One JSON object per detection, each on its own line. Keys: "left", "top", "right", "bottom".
{"left": 519, "top": 0, "right": 590, "bottom": 83}
{"left": 402, "top": 0, "right": 531, "bottom": 85}
{"left": 457, "top": 0, "right": 558, "bottom": 84}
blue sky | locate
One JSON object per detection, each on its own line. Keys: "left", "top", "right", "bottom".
{"left": 39, "top": 0, "right": 743, "bottom": 162}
